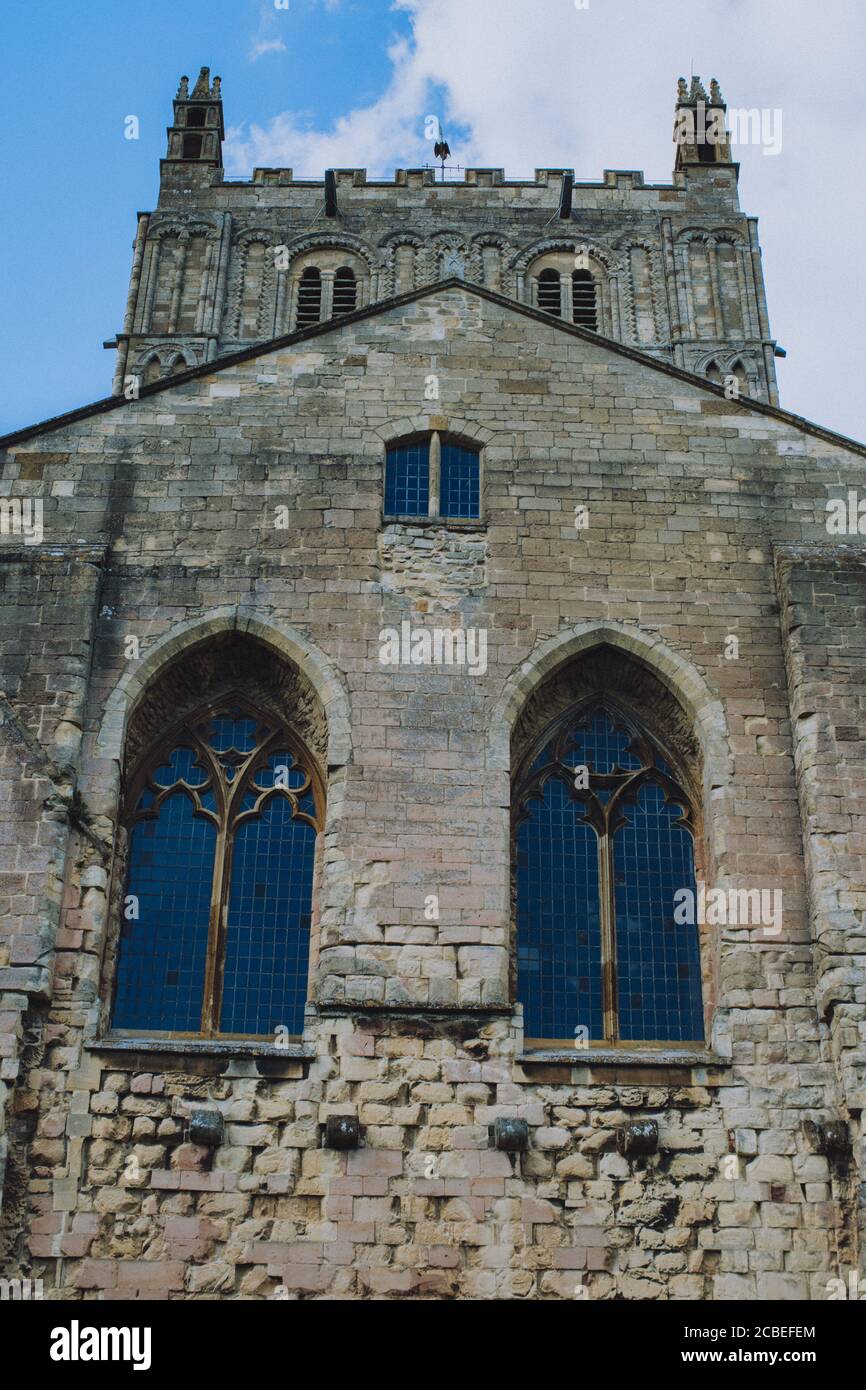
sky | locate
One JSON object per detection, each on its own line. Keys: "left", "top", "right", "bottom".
{"left": 1, "top": 0, "right": 864, "bottom": 439}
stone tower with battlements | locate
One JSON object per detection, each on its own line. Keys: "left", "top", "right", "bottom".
{"left": 110, "top": 67, "right": 780, "bottom": 405}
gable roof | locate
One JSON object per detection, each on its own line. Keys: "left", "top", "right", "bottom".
{"left": 2, "top": 277, "right": 865, "bottom": 460}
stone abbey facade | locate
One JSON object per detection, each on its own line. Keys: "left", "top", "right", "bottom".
{"left": 0, "top": 68, "right": 865, "bottom": 1302}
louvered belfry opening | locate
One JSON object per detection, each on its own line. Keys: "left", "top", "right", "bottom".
{"left": 296, "top": 266, "right": 323, "bottom": 326}
{"left": 332, "top": 266, "right": 358, "bottom": 316}
{"left": 572, "top": 270, "right": 598, "bottom": 330}
{"left": 537, "top": 268, "right": 562, "bottom": 316}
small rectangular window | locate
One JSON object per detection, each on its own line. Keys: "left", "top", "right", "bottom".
{"left": 440, "top": 443, "right": 480, "bottom": 520}
{"left": 385, "top": 444, "right": 430, "bottom": 518}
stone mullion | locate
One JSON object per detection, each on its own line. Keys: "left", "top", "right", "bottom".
{"left": 429, "top": 431, "right": 441, "bottom": 518}
{"left": 321, "top": 269, "right": 336, "bottom": 321}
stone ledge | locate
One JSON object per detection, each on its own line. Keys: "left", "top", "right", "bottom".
{"left": 517, "top": 1049, "right": 729, "bottom": 1068}
{"left": 380, "top": 516, "right": 487, "bottom": 532}
{"left": 317, "top": 1003, "right": 512, "bottom": 1018}
{"left": 86, "top": 1037, "right": 315, "bottom": 1061}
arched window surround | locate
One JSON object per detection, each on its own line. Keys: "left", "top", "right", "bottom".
{"left": 519, "top": 243, "right": 615, "bottom": 334}
{"left": 289, "top": 247, "right": 370, "bottom": 328}
{"left": 512, "top": 692, "right": 706, "bottom": 1050}
{"left": 113, "top": 689, "right": 325, "bottom": 1041}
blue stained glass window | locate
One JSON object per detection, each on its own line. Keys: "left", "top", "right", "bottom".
{"left": 516, "top": 701, "right": 703, "bottom": 1045}
{"left": 517, "top": 778, "right": 603, "bottom": 1041}
{"left": 253, "top": 751, "right": 307, "bottom": 791}
{"left": 207, "top": 716, "right": 258, "bottom": 754}
{"left": 116, "top": 701, "right": 322, "bottom": 1040}
{"left": 440, "top": 443, "right": 480, "bottom": 520}
{"left": 614, "top": 781, "right": 703, "bottom": 1041}
{"left": 385, "top": 443, "right": 429, "bottom": 517}
{"left": 220, "top": 797, "right": 316, "bottom": 1035}
{"left": 151, "top": 746, "right": 208, "bottom": 786}
{"left": 562, "top": 709, "right": 643, "bottom": 774}
{"left": 114, "top": 793, "right": 215, "bottom": 1031}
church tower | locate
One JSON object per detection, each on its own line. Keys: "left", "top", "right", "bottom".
{"left": 110, "top": 69, "right": 781, "bottom": 406}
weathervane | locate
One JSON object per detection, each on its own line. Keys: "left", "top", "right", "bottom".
{"left": 428, "top": 131, "right": 463, "bottom": 182}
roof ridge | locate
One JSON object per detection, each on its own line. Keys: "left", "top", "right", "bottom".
{"left": 2, "top": 278, "right": 865, "bottom": 459}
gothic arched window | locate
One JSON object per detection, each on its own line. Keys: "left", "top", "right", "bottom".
{"left": 384, "top": 432, "right": 480, "bottom": 521}
{"left": 112, "top": 699, "right": 323, "bottom": 1039}
{"left": 514, "top": 701, "right": 703, "bottom": 1047}
{"left": 296, "top": 266, "right": 323, "bottom": 326}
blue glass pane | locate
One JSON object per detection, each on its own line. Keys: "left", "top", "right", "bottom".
{"left": 297, "top": 789, "right": 316, "bottom": 817}
{"left": 385, "top": 444, "right": 429, "bottom": 517}
{"left": 528, "top": 740, "right": 555, "bottom": 775}
{"left": 113, "top": 793, "right": 215, "bottom": 1031}
{"left": 614, "top": 781, "right": 703, "bottom": 1041}
{"left": 207, "top": 716, "right": 258, "bottom": 754}
{"left": 151, "top": 746, "right": 208, "bottom": 787}
{"left": 517, "top": 777, "right": 602, "bottom": 1041}
{"left": 440, "top": 444, "right": 480, "bottom": 520}
{"left": 563, "top": 709, "right": 643, "bottom": 774}
{"left": 254, "top": 751, "right": 307, "bottom": 790}
{"left": 221, "top": 798, "right": 316, "bottom": 1035}
{"left": 137, "top": 787, "right": 156, "bottom": 810}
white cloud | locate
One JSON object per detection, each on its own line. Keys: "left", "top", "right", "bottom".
{"left": 250, "top": 38, "right": 288, "bottom": 61}
{"left": 226, "top": 0, "right": 866, "bottom": 438}
{"left": 248, "top": 0, "right": 291, "bottom": 64}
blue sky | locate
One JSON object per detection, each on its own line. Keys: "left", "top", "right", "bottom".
{"left": 1, "top": 0, "right": 865, "bottom": 439}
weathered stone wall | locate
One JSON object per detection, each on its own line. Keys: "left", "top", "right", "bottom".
{"left": 777, "top": 550, "right": 866, "bottom": 1276}
{"left": 0, "top": 284, "right": 863, "bottom": 1298}
{"left": 0, "top": 547, "right": 104, "bottom": 1236}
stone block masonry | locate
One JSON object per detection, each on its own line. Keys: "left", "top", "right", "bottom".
{"left": 0, "top": 262, "right": 863, "bottom": 1298}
